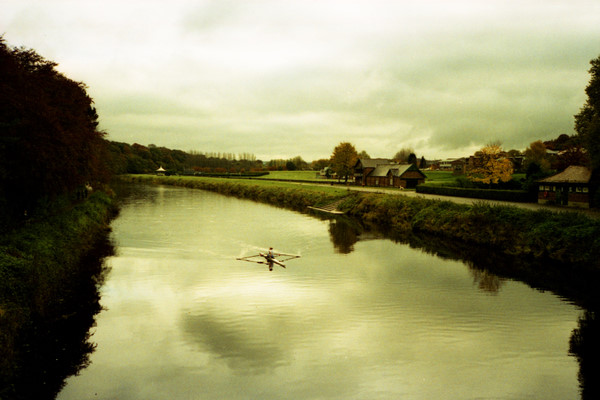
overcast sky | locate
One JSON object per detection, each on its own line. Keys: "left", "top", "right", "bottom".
{"left": 2, "top": 0, "right": 600, "bottom": 161}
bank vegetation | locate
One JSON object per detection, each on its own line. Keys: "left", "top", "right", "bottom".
{"left": 122, "top": 174, "right": 600, "bottom": 268}
{"left": 0, "top": 191, "right": 116, "bottom": 398}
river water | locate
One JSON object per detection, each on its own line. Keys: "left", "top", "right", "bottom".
{"left": 58, "top": 184, "right": 582, "bottom": 399}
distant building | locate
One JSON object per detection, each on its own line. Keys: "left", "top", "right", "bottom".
{"left": 156, "top": 166, "right": 166, "bottom": 176}
{"left": 353, "top": 158, "right": 426, "bottom": 188}
{"left": 537, "top": 165, "right": 592, "bottom": 208}
{"left": 353, "top": 158, "right": 394, "bottom": 185}
{"left": 431, "top": 158, "right": 465, "bottom": 173}
{"left": 451, "top": 158, "right": 467, "bottom": 175}
{"left": 318, "top": 166, "right": 335, "bottom": 179}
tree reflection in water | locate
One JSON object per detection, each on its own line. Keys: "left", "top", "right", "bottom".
{"left": 328, "top": 218, "right": 360, "bottom": 254}
{"left": 570, "top": 310, "right": 600, "bottom": 400}
{"left": 0, "top": 235, "right": 113, "bottom": 400}
{"left": 326, "top": 214, "right": 599, "bottom": 399}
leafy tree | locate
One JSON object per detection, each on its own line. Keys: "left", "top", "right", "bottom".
{"left": 574, "top": 55, "right": 600, "bottom": 171}
{"left": 310, "top": 159, "right": 330, "bottom": 171}
{"left": 541, "top": 133, "right": 589, "bottom": 170}
{"left": 523, "top": 140, "right": 551, "bottom": 172}
{"left": 574, "top": 55, "right": 600, "bottom": 206}
{"left": 419, "top": 156, "right": 427, "bottom": 169}
{"left": 289, "top": 156, "right": 308, "bottom": 170}
{"left": 330, "top": 142, "right": 358, "bottom": 183}
{"left": 0, "top": 38, "right": 109, "bottom": 226}
{"left": 467, "top": 144, "right": 514, "bottom": 185}
{"left": 357, "top": 150, "right": 370, "bottom": 159}
{"left": 407, "top": 153, "right": 417, "bottom": 165}
{"left": 392, "top": 147, "right": 414, "bottom": 163}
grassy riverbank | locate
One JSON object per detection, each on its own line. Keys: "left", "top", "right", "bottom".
{"left": 121, "top": 174, "right": 600, "bottom": 267}
{"left": 0, "top": 191, "right": 117, "bottom": 397}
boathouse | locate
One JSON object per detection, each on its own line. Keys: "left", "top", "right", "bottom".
{"left": 353, "top": 158, "right": 393, "bottom": 186}
{"left": 537, "top": 165, "right": 592, "bottom": 208}
{"left": 354, "top": 159, "right": 426, "bottom": 189}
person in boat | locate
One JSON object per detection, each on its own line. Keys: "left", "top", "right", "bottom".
{"left": 267, "top": 247, "right": 275, "bottom": 260}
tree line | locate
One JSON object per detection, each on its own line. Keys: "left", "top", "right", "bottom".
{"left": 105, "top": 142, "right": 315, "bottom": 174}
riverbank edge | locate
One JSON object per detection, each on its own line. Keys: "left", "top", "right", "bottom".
{"left": 0, "top": 191, "right": 117, "bottom": 390}
{"left": 120, "top": 175, "right": 600, "bottom": 268}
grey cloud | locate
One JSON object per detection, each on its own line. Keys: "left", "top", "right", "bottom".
{"left": 11, "top": 0, "right": 594, "bottom": 160}
{"left": 181, "top": 0, "right": 243, "bottom": 32}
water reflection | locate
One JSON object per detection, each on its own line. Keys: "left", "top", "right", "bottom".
{"left": 0, "top": 233, "right": 113, "bottom": 399}
{"left": 181, "top": 309, "right": 287, "bottom": 373}
{"left": 570, "top": 310, "right": 600, "bottom": 400}
{"left": 328, "top": 218, "right": 360, "bottom": 254}
{"left": 326, "top": 217, "right": 506, "bottom": 293}
{"left": 325, "top": 212, "right": 599, "bottom": 399}
{"left": 57, "top": 185, "right": 590, "bottom": 399}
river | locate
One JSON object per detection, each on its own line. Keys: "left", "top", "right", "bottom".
{"left": 57, "top": 183, "right": 584, "bottom": 399}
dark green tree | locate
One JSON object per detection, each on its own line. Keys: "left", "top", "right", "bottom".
{"left": 574, "top": 55, "right": 600, "bottom": 205}
{"left": 0, "top": 38, "right": 109, "bottom": 226}
{"left": 574, "top": 55, "right": 600, "bottom": 170}
{"left": 407, "top": 153, "right": 417, "bottom": 165}
{"left": 392, "top": 147, "right": 414, "bottom": 163}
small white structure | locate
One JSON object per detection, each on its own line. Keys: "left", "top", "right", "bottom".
{"left": 156, "top": 166, "right": 166, "bottom": 176}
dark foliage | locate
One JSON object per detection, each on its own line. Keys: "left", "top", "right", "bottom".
{"left": 106, "top": 141, "right": 264, "bottom": 175}
{"left": 416, "top": 184, "right": 534, "bottom": 202}
{"left": 0, "top": 38, "right": 110, "bottom": 228}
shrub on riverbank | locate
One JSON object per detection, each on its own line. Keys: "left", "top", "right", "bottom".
{"left": 341, "top": 193, "right": 600, "bottom": 265}
{"left": 1, "top": 190, "right": 115, "bottom": 314}
{"left": 417, "top": 184, "right": 534, "bottom": 202}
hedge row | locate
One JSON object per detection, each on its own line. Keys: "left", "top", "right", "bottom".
{"left": 417, "top": 184, "right": 535, "bottom": 202}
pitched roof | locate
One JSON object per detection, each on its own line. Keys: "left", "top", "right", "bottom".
{"left": 370, "top": 163, "right": 418, "bottom": 177}
{"left": 539, "top": 165, "right": 591, "bottom": 183}
{"left": 355, "top": 158, "right": 395, "bottom": 169}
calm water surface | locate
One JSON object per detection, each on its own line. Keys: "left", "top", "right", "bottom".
{"left": 58, "top": 184, "right": 581, "bottom": 399}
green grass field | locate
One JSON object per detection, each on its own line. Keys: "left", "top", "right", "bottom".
{"left": 420, "top": 170, "right": 455, "bottom": 185}
{"left": 153, "top": 175, "right": 350, "bottom": 197}
{"left": 255, "top": 170, "right": 325, "bottom": 181}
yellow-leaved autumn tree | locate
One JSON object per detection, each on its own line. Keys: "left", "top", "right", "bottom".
{"left": 467, "top": 144, "right": 514, "bottom": 185}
